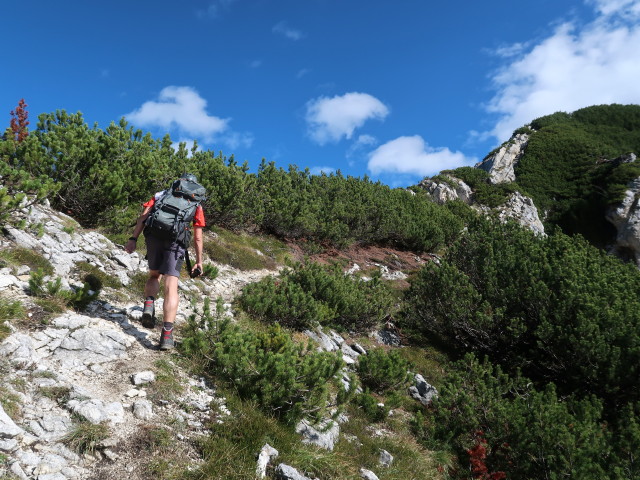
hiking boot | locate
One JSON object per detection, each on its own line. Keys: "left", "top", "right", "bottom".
{"left": 141, "top": 299, "right": 156, "bottom": 329}
{"left": 159, "top": 328, "right": 174, "bottom": 350}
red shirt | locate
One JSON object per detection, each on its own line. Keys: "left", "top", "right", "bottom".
{"left": 143, "top": 195, "right": 206, "bottom": 228}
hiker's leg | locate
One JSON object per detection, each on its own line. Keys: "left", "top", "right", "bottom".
{"left": 162, "top": 274, "right": 179, "bottom": 324}
{"left": 144, "top": 270, "right": 162, "bottom": 298}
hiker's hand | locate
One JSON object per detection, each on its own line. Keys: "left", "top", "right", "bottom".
{"left": 191, "top": 263, "right": 203, "bottom": 278}
{"left": 124, "top": 239, "right": 137, "bottom": 254}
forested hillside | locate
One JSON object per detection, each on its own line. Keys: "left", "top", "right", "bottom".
{"left": 500, "top": 104, "right": 640, "bottom": 246}
{"left": 2, "top": 104, "right": 640, "bottom": 479}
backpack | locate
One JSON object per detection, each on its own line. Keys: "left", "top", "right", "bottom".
{"left": 143, "top": 178, "right": 207, "bottom": 247}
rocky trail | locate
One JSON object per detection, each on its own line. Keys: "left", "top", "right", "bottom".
{"left": 0, "top": 202, "right": 435, "bottom": 480}
{"left": 0, "top": 203, "right": 273, "bottom": 480}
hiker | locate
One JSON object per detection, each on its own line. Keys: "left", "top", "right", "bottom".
{"left": 124, "top": 173, "right": 206, "bottom": 350}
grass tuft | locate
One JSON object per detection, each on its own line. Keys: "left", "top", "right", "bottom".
{"left": 62, "top": 421, "right": 111, "bottom": 454}
{"left": 0, "top": 247, "right": 53, "bottom": 275}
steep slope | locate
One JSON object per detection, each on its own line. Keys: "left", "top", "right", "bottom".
{"left": 420, "top": 104, "right": 640, "bottom": 262}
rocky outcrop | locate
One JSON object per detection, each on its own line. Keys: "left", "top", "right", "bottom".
{"left": 475, "top": 133, "right": 529, "bottom": 184}
{"left": 492, "top": 191, "right": 545, "bottom": 236}
{"left": 606, "top": 170, "right": 640, "bottom": 265}
{"left": 409, "top": 374, "right": 438, "bottom": 406}
{"left": 419, "top": 175, "right": 473, "bottom": 204}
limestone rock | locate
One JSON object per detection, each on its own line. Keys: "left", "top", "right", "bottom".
{"left": 275, "top": 463, "right": 314, "bottom": 480}
{"left": 131, "top": 371, "right": 156, "bottom": 385}
{"left": 295, "top": 418, "right": 340, "bottom": 451}
{"left": 493, "top": 191, "right": 545, "bottom": 235}
{"left": 360, "top": 468, "right": 380, "bottom": 480}
{"left": 419, "top": 175, "right": 473, "bottom": 204}
{"left": 409, "top": 374, "right": 438, "bottom": 406}
{"left": 132, "top": 400, "right": 153, "bottom": 421}
{"left": 476, "top": 133, "right": 529, "bottom": 184}
{"left": 379, "top": 449, "right": 393, "bottom": 467}
{"left": 68, "top": 399, "right": 125, "bottom": 425}
{"left": 256, "top": 443, "right": 279, "bottom": 479}
{"left": 606, "top": 174, "right": 640, "bottom": 265}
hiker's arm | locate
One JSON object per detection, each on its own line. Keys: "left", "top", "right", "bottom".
{"left": 192, "top": 226, "right": 204, "bottom": 272}
{"left": 125, "top": 206, "right": 151, "bottom": 254}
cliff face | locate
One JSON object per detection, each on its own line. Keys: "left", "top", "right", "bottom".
{"left": 605, "top": 154, "right": 640, "bottom": 265}
{"left": 475, "top": 133, "right": 529, "bottom": 184}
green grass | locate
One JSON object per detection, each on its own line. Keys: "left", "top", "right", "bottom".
{"left": 38, "top": 386, "right": 71, "bottom": 404}
{"left": 0, "top": 297, "right": 25, "bottom": 341}
{"left": 204, "top": 227, "right": 288, "bottom": 271}
{"left": 0, "top": 247, "right": 53, "bottom": 275}
{"left": 182, "top": 385, "right": 445, "bottom": 480}
{"left": 0, "top": 387, "right": 22, "bottom": 421}
{"left": 145, "top": 359, "right": 185, "bottom": 403}
{"left": 75, "top": 261, "right": 122, "bottom": 289}
{"left": 62, "top": 421, "right": 111, "bottom": 454}
{"left": 397, "top": 345, "right": 451, "bottom": 390}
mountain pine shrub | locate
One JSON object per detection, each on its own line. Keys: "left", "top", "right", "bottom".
{"left": 402, "top": 217, "right": 640, "bottom": 407}
{"left": 357, "top": 348, "right": 411, "bottom": 393}
{"left": 239, "top": 261, "right": 393, "bottom": 331}
{"left": 181, "top": 316, "right": 344, "bottom": 423}
{"left": 425, "top": 354, "right": 610, "bottom": 480}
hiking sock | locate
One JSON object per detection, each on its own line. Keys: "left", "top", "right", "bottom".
{"left": 163, "top": 322, "right": 174, "bottom": 331}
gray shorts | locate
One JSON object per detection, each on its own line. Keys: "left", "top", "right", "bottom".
{"left": 144, "top": 234, "right": 185, "bottom": 277}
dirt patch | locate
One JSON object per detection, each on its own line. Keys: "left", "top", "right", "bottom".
{"left": 286, "top": 242, "right": 435, "bottom": 274}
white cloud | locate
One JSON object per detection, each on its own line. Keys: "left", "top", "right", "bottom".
{"left": 249, "top": 60, "right": 263, "bottom": 68}
{"left": 125, "top": 86, "right": 229, "bottom": 139}
{"left": 272, "top": 21, "right": 304, "bottom": 40}
{"left": 346, "top": 134, "right": 378, "bottom": 159}
{"left": 486, "top": 0, "right": 640, "bottom": 141}
{"left": 305, "top": 92, "right": 389, "bottom": 145}
{"left": 587, "top": 0, "right": 640, "bottom": 17}
{"left": 367, "top": 136, "right": 475, "bottom": 177}
{"left": 296, "top": 68, "right": 310, "bottom": 79}
{"left": 124, "top": 86, "right": 252, "bottom": 149}
{"left": 491, "top": 42, "right": 529, "bottom": 58}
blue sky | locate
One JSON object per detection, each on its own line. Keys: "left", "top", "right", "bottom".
{"left": 2, "top": 0, "right": 640, "bottom": 187}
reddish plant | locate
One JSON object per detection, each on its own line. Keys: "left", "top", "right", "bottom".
{"left": 467, "top": 431, "right": 507, "bottom": 480}
{"left": 10, "top": 98, "right": 29, "bottom": 143}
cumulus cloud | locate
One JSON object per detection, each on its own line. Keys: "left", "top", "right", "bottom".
{"left": 367, "top": 136, "right": 475, "bottom": 177}
{"left": 124, "top": 86, "right": 252, "bottom": 149}
{"left": 587, "top": 0, "right": 640, "bottom": 17}
{"left": 125, "top": 86, "right": 229, "bottom": 139}
{"left": 346, "top": 134, "right": 378, "bottom": 159}
{"left": 273, "top": 21, "right": 304, "bottom": 40}
{"left": 305, "top": 92, "right": 389, "bottom": 145}
{"left": 486, "top": 0, "right": 640, "bottom": 141}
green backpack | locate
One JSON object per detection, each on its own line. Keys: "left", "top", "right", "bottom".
{"left": 144, "top": 178, "right": 206, "bottom": 247}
